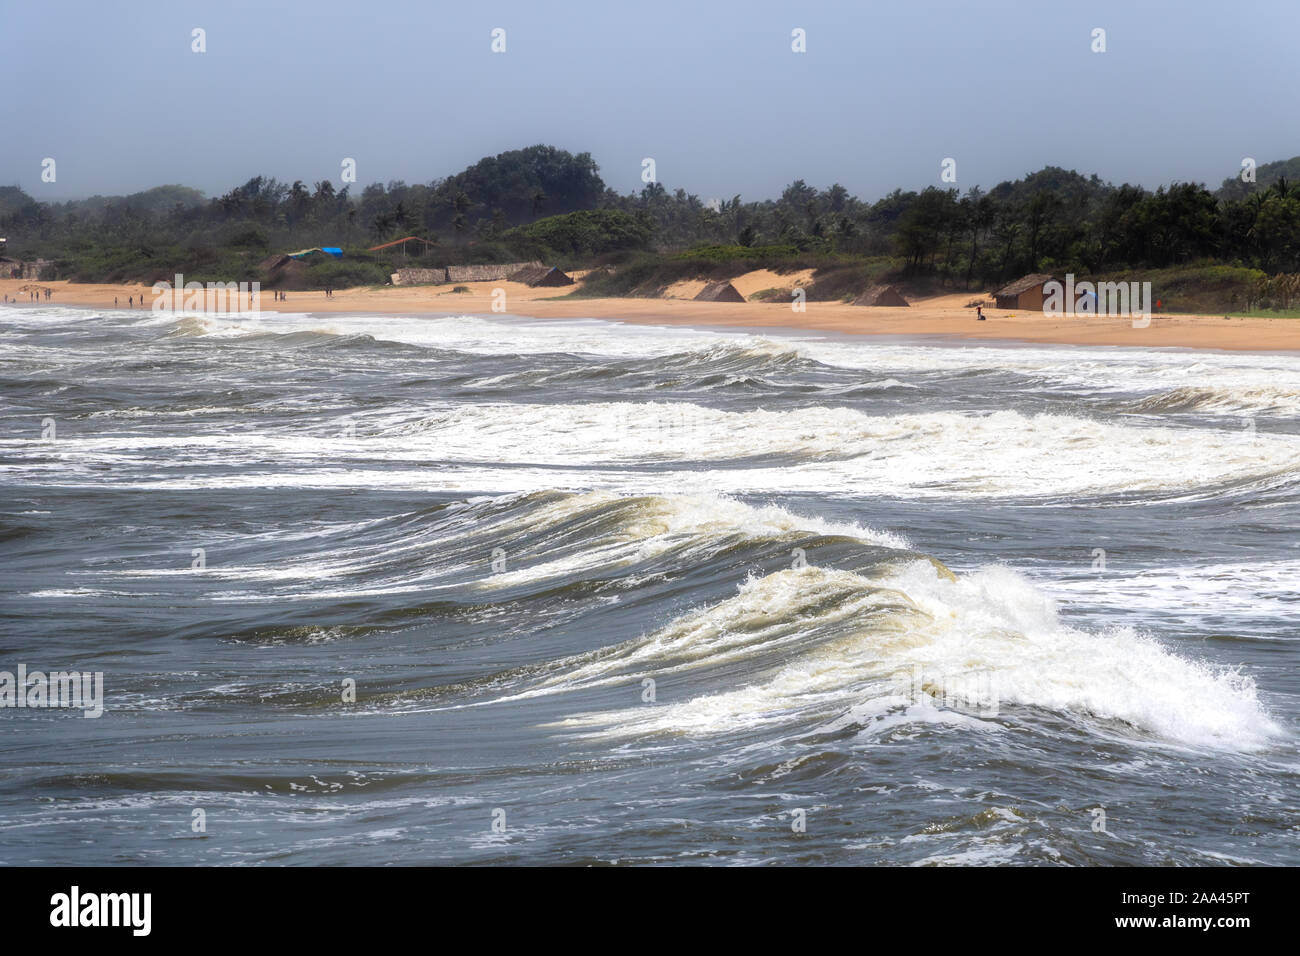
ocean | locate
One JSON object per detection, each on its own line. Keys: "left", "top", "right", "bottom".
{"left": 1, "top": 305, "right": 1297, "bottom": 865}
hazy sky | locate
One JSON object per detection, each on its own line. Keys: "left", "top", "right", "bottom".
{"left": 3, "top": 0, "right": 1298, "bottom": 203}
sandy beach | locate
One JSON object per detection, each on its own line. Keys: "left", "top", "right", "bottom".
{"left": 4, "top": 275, "right": 1298, "bottom": 351}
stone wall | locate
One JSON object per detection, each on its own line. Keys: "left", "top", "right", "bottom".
{"left": 391, "top": 261, "right": 546, "bottom": 286}
{"left": 391, "top": 268, "right": 448, "bottom": 286}
{"left": 445, "top": 262, "right": 541, "bottom": 283}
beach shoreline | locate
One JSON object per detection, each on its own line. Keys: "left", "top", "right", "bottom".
{"left": 5, "top": 277, "right": 1299, "bottom": 352}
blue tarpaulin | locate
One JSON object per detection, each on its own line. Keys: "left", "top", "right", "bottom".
{"left": 286, "top": 247, "right": 344, "bottom": 260}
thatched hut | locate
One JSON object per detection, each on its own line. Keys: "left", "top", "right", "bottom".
{"left": 994, "top": 273, "right": 1056, "bottom": 311}
{"left": 694, "top": 281, "right": 746, "bottom": 303}
{"left": 259, "top": 254, "right": 308, "bottom": 286}
{"left": 852, "top": 285, "right": 909, "bottom": 307}
{"left": 509, "top": 265, "right": 575, "bottom": 287}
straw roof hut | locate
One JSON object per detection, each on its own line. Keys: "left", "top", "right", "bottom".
{"left": 994, "top": 273, "right": 1057, "bottom": 310}
{"left": 852, "top": 285, "right": 909, "bottom": 307}
{"left": 694, "top": 280, "right": 746, "bottom": 303}
{"left": 509, "top": 265, "right": 575, "bottom": 287}
{"left": 259, "top": 254, "right": 308, "bottom": 286}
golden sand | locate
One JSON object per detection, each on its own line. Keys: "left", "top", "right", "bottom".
{"left": 4, "top": 274, "right": 1297, "bottom": 352}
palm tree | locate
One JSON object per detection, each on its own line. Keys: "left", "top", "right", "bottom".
{"left": 370, "top": 211, "right": 396, "bottom": 241}
{"left": 965, "top": 191, "right": 995, "bottom": 288}
{"left": 288, "top": 180, "right": 310, "bottom": 225}
{"left": 529, "top": 187, "right": 548, "bottom": 218}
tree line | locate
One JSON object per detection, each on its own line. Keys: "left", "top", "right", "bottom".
{"left": 3, "top": 145, "right": 1300, "bottom": 286}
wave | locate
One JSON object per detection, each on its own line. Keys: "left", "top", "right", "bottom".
{"left": 61, "top": 490, "right": 908, "bottom": 605}
{"left": 520, "top": 561, "right": 1277, "bottom": 751}
{"left": 1123, "top": 385, "right": 1300, "bottom": 416}
{"left": 366, "top": 402, "right": 1300, "bottom": 499}
{"left": 14, "top": 400, "right": 1299, "bottom": 501}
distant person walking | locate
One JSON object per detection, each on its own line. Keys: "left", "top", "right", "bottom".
{"left": 976, "top": 305, "right": 985, "bottom": 321}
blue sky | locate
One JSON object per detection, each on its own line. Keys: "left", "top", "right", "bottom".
{"left": 2, "top": 0, "right": 1298, "bottom": 201}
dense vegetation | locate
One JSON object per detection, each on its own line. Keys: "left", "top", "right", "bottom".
{"left": 4, "top": 144, "right": 1300, "bottom": 310}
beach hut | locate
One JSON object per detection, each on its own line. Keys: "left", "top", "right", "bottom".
{"left": 694, "top": 281, "right": 746, "bottom": 303}
{"left": 509, "top": 265, "right": 575, "bottom": 287}
{"left": 994, "top": 274, "right": 1057, "bottom": 311}
{"left": 259, "top": 253, "right": 308, "bottom": 286}
{"left": 852, "top": 285, "right": 909, "bottom": 307}
{"left": 368, "top": 236, "right": 438, "bottom": 256}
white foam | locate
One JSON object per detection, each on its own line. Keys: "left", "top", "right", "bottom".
{"left": 530, "top": 562, "right": 1278, "bottom": 751}
{"left": 18, "top": 401, "right": 1289, "bottom": 501}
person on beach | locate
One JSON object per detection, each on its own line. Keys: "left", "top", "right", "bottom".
{"left": 977, "top": 305, "right": 985, "bottom": 321}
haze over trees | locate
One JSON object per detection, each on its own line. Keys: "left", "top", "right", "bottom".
{"left": 4, "top": 144, "right": 1300, "bottom": 297}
